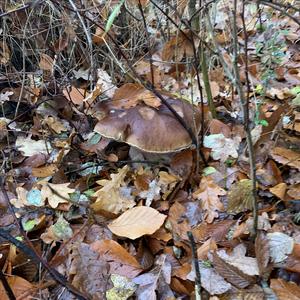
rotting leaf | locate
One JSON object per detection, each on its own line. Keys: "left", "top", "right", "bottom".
{"left": 193, "top": 176, "right": 226, "bottom": 223}
{"left": 106, "top": 274, "right": 137, "bottom": 300}
{"left": 227, "top": 179, "right": 253, "bottom": 213}
{"left": 108, "top": 206, "right": 166, "bottom": 239}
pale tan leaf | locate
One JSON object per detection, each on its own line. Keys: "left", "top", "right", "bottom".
{"left": 108, "top": 206, "right": 166, "bottom": 239}
{"left": 193, "top": 176, "right": 226, "bottom": 223}
{"left": 41, "top": 182, "right": 75, "bottom": 208}
{"left": 16, "top": 136, "right": 52, "bottom": 157}
{"left": 216, "top": 244, "right": 259, "bottom": 276}
{"left": 91, "top": 165, "right": 135, "bottom": 214}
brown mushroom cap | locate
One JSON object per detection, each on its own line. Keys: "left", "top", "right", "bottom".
{"left": 94, "top": 98, "right": 201, "bottom": 153}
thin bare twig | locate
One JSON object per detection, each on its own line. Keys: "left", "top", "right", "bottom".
{"left": 0, "top": 269, "right": 16, "bottom": 300}
{"left": 233, "top": 0, "right": 258, "bottom": 236}
{"left": 188, "top": 231, "right": 201, "bottom": 300}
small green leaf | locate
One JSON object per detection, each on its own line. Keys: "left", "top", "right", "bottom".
{"left": 225, "top": 159, "right": 235, "bottom": 167}
{"left": 290, "top": 86, "right": 300, "bottom": 95}
{"left": 105, "top": 0, "right": 125, "bottom": 33}
{"left": 84, "top": 189, "right": 95, "bottom": 197}
{"left": 23, "top": 219, "right": 38, "bottom": 232}
{"left": 254, "top": 84, "right": 264, "bottom": 95}
{"left": 52, "top": 215, "right": 73, "bottom": 240}
{"left": 259, "top": 119, "right": 269, "bottom": 127}
{"left": 88, "top": 133, "right": 101, "bottom": 145}
{"left": 203, "top": 166, "right": 216, "bottom": 176}
{"left": 292, "top": 94, "right": 300, "bottom": 107}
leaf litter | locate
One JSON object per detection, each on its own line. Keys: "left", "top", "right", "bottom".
{"left": 0, "top": 1, "right": 300, "bottom": 299}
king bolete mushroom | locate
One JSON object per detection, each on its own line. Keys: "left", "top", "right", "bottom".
{"left": 94, "top": 97, "right": 201, "bottom": 153}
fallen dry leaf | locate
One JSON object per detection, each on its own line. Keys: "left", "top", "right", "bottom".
{"left": 204, "top": 134, "right": 241, "bottom": 162}
{"left": 255, "top": 231, "right": 271, "bottom": 280}
{"left": 41, "top": 182, "right": 75, "bottom": 208}
{"left": 227, "top": 179, "right": 254, "bottom": 213}
{"left": 91, "top": 165, "right": 135, "bottom": 214}
{"left": 187, "top": 263, "right": 232, "bottom": 295}
{"left": 269, "top": 182, "right": 287, "bottom": 200}
{"left": 0, "top": 275, "right": 33, "bottom": 300}
{"left": 108, "top": 206, "right": 167, "bottom": 239}
{"left": 271, "top": 278, "right": 300, "bottom": 300}
{"left": 16, "top": 136, "right": 52, "bottom": 157}
{"left": 32, "top": 164, "right": 58, "bottom": 178}
{"left": 212, "top": 252, "right": 256, "bottom": 289}
{"left": 267, "top": 232, "right": 294, "bottom": 263}
{"left": 63, "top": 86, "right": 86, "bottom": 105}
{"left": 216, "top": 243, "right": 259, "bottom": 276}
{"left": 43, "top": 116, "right": 67, "bottom": 134}
{"left": 91, "top": 240, "right": 143, "bottom": 278}
{"left": 39, "top": 53, "right": 54, "bottom": 71}
{"left": 271, "top": 147, "right": 300, "bottom": 170}
{"left": 69, "top": 242, "right": 109, "bottom": 298}
{"left": 193, "top": 176, "right": 226, "bottom": 223}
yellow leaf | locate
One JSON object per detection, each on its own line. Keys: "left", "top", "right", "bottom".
{"left": 193, "top": 176, "right": 226, "bottom": 223}
{"left": 108, "top": 206, "right": 166, "bottom": 239}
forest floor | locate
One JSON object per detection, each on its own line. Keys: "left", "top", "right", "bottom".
{"left": 0, "top": 1, "right": 300, "bottom": 299}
